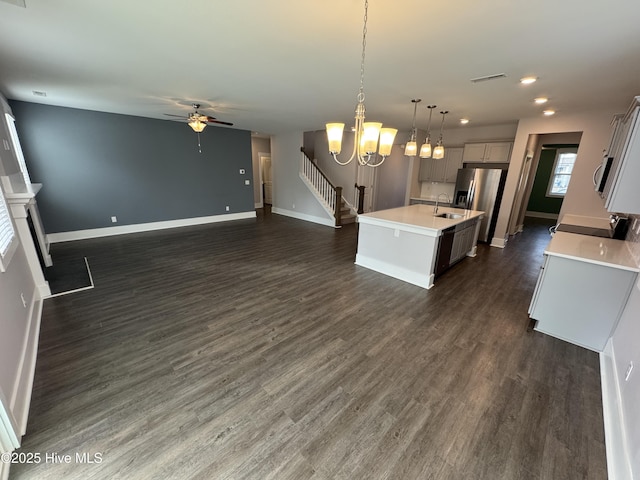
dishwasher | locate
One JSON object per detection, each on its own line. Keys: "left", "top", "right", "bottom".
{"left": 435, "top": 226, "right": 455, "bottom": 277}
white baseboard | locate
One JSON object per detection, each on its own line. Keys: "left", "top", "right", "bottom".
{"left": 47, "top": 212, "right": 257, "bottom": 243}
{"left": 525, "top": 211, "right": 559, "bottom": 220}
{"left": 490, "top": 236, "right": 507, "bottom": 248}
{"left": 600, "top": 339, "right": 633, "bottom": 480}
{"left": 271, "top": 207, "right": 336, "bottom": 228}
{"left": 355, "top": 254, "right": 434, "bottom": 289}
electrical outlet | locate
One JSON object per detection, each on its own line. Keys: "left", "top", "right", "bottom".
{"left": 625, "top": 361, "right": 634, "bottom": 381}
{"left": 111, "top": 216, "right": 117, "bottom": 223}
{"left": 225, "top": 206, "right": 230, "bottom": 211}
{"left": 239, "top": 169, "right": 245, "bottom": 174}
{"left": 244, "top": 179, "right": 250, "bottom": 185}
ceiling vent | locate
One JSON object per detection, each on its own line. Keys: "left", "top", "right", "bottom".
{"left": 32, "top": 91, "right": 47, "bottom": 97}
{"left": 470, "top": 73, "right": 507, "bottom": 84}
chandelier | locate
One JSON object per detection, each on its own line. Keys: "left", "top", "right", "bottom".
{"left": 325, "top": 0, "right": 397, "bottom": 168}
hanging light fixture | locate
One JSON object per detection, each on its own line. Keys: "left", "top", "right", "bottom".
{"left": 432, "top": 110, "right": 448, "bottom": 159}
{"left": 404, "top": 99, "right": 421, "bottom": 156}
{"left": 188, "top": 118, "right": 206, "bottom": 133}
{"left": 419, "top": 105, "right": 437, "bottom": 158}
{"left": 325, "top": 0, "right": 397, "bottom": 168}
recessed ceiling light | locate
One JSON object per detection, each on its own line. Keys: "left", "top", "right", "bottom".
{"left": 460, "top": 118, "right": 470, "bottom": 124}
{"left": 543, "top": 110, "right": 555, "bottom": 116}
{"left": 520, "top": 76, "right": 537, "bottom": 85}
{"left": 534, "top": 97, "right": 548, "bottom": 104}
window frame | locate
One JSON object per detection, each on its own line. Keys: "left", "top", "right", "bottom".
{"left": 546, "top": 148, "right": 578, "bottom": 198}
{"left": 0, "top": 184, "right": 18, "bottom": 273}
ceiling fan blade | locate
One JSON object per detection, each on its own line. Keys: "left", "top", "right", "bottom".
{"left": 204, "top": 115, "right": 218, "bottom": 122}
{"left": 206, "top": 119, "right": 234, "bottom": 126}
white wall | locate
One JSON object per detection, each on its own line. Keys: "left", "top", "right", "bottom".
{"left": 313, "top": 130, "right": 358, "bottom": 206}
{"left": 270, "top": 131, "right": 333, "bottom": 226}
{"left": 493, "top": 108, "right": 620, "bottom": 246}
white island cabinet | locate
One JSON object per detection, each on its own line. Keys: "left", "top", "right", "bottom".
{"left": 529, "top": 232, "right": 639, "bottom": 352}
{"left": 355, "top": 204, "right": 484, "bottom": 289}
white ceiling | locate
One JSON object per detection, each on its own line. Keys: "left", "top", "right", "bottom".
{"left": 1, "top": 0, "right": 639, "bottom": 137}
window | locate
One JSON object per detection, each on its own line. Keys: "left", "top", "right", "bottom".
{"left": 0, "top": 185, "right": 17, "bottom": 272}
{"left": 547, "top": 148, "right": 577, "bottom": 197}
{"left": 5, "top": 113, "right": 32, "bottom": 187}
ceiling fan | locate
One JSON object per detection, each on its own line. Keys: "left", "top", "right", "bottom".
{"left": 165, "top": 103, "right": 233, "bottom": 152}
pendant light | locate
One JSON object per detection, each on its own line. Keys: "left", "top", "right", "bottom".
{"left": 419, "top": 105, "right": 437, "bottom": 158}
{"left": 432, "top": 110, "right": 448, "bottom": 159}
{"left": 404, "top": 99, "right": 421, "bottom": 157}
{"left": 325, "top": 0, "right": 397, "bottom": 168}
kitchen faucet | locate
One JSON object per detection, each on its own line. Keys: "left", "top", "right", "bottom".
{"left": 434, "top": 193, "right": 451, "bottom": 214}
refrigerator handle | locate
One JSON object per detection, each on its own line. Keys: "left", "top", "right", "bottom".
{"left": 467, "top": 180, "right": 475, "bottom": 209}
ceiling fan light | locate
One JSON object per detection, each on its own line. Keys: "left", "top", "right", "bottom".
{"left": 188, "top": 119, "right": 206, "bottom": 133}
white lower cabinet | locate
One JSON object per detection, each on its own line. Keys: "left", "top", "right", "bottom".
{"left": 529, "top": 254, "right": 637, "bottom": 352}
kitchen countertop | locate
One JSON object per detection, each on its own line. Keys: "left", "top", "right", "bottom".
{"left": 357, "top": 204, "right": 485, "bottom": 236}
{"left": 546, "top": 231, "right": 639, "bottom": 272}
{"left": 559, "top": 214, "right": 612, "bottom": 230}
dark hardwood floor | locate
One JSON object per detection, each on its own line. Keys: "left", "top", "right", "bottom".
{"left": 10, "top": 211, "right": 607, "bottom": 479}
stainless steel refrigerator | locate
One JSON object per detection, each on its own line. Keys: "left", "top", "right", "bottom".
{"left": 453, "top": 168, "right": 508, "bottom": 243}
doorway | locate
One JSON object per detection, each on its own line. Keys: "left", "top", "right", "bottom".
{"left": 509, "top": 132, "right": 582, "bottom": 235}
{"left": 259, "top": 153, "right": 272, "bottom": 205}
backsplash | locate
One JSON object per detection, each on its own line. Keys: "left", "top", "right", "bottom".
{"left": 625, "top": 214, "right": 640, "bottom": 265}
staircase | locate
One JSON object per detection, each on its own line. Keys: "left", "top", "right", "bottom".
{"left": 299, "top": 148, "right": 357, "bottom": 227}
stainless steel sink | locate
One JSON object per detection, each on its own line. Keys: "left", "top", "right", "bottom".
{"left": 434, "top": 213, "right": 464, "bottom": 219}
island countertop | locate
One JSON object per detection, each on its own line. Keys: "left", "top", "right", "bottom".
{"left": 357, "top": 204, "right": 485, "bottom": 236}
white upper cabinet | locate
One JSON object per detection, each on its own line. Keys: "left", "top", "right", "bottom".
{"left": 419, "top": 147, "right": 463, "bottom": 183}
{"left": 444, "top": 147, "right": 464, "bottom": 182}
{"left": 604, "top": 97, "right": 640, "bottom": 214}
{"left": 462, "top": 142, "right": 512, "bottom": 163}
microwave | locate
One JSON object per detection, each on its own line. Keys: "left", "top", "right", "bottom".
{"left": 594, "top": 155, "right": 614, "bottom": 196}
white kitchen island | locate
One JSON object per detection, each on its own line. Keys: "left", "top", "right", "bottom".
{"left": 355, "top": 204, "right": 485, "bottom": 289}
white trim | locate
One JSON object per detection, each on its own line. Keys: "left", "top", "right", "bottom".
{"left": 354, "top": 254, "right": 435, "bottom": 289}
{"left": 271, "top": 207, "right": 336, "bottom": 228}
{"left": 525, "top": 210, "right": 559, "bottom": 220}
{"left": 600, "top": 339, "right": 633, "bottom": 480}
{"left": 10, "top": 294, "right": 43, "bottom": 436}
{"left": 490, "top": 236, "right": 507, "bottom": 248}
{"left": 47, "top": 212, "right": 257, "bottom": 243}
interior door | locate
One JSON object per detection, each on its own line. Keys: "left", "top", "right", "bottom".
{"left": 260, "top": 154, "right": 272, "bottom": 205}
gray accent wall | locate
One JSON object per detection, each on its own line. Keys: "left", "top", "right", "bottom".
{"left": 10, "top": 101, "right": 254, "bottom": 233}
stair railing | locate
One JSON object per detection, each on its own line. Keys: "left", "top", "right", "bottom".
{"left": 300, "top": 148, "right": 342, "bottom": 226}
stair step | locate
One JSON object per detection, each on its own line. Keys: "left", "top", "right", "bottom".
{"left": 340, "top": 214, "right": 357, "bottom": 225}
